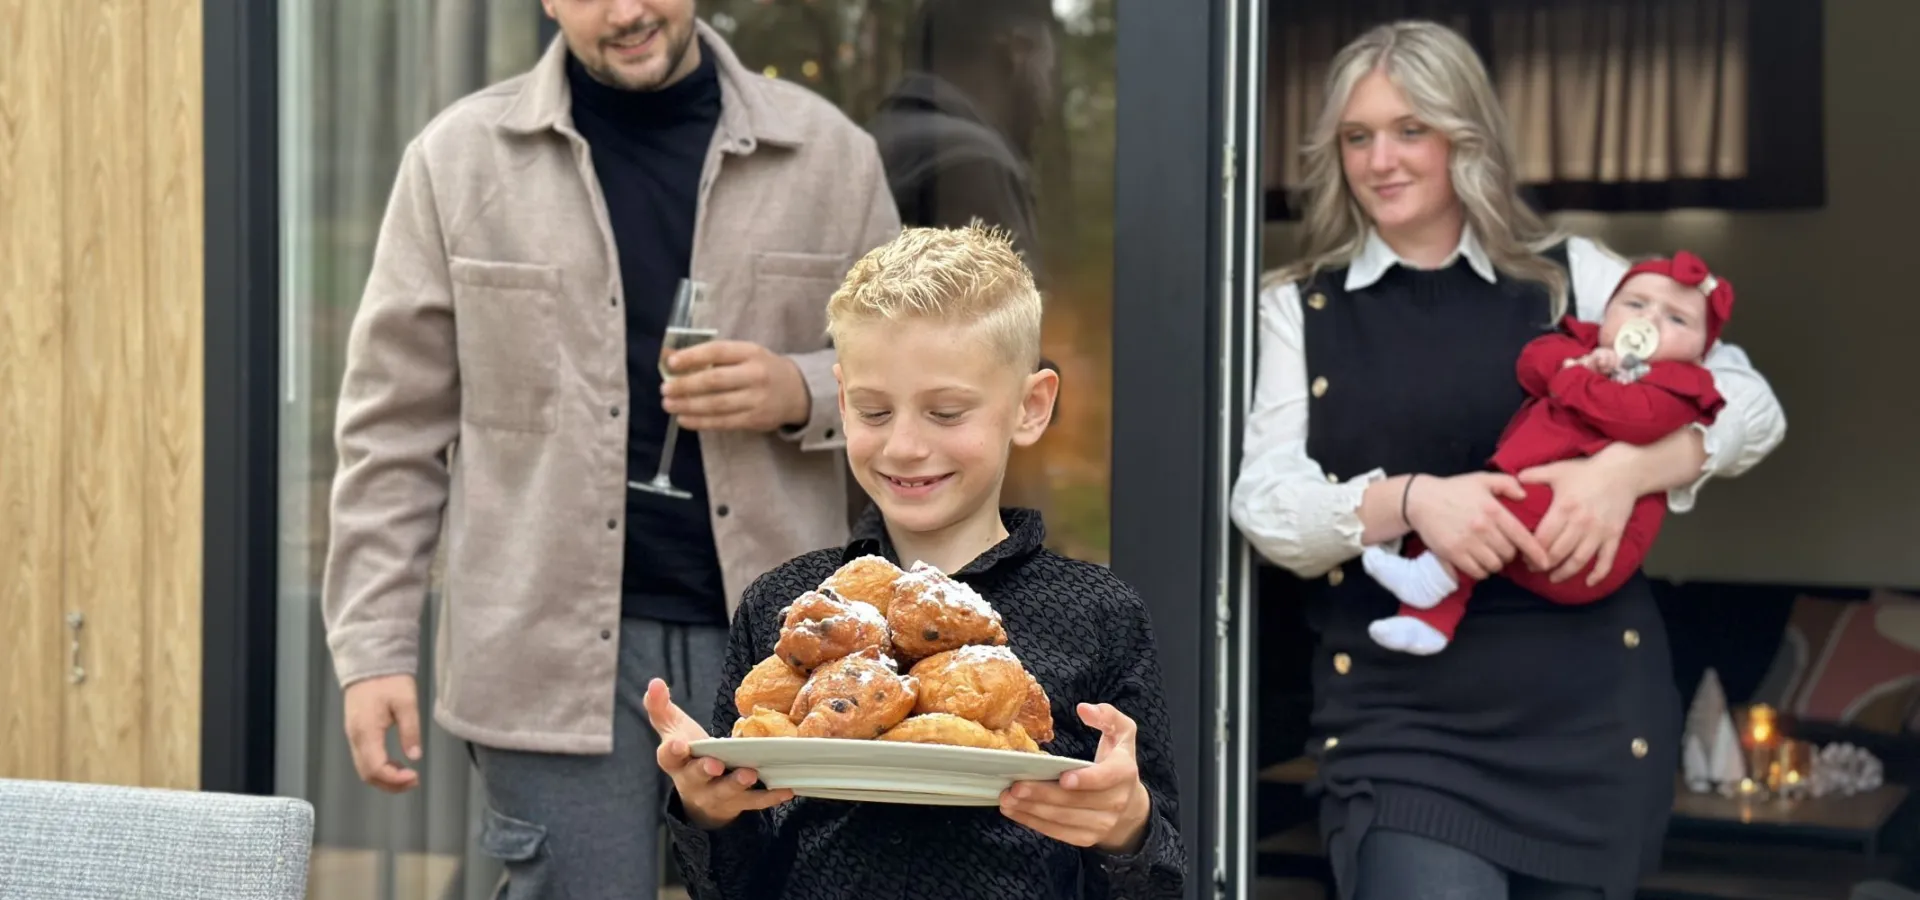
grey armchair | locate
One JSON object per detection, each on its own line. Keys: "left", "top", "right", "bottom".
{"left": 0, "top": 778, "right": 313, "bottom": 900}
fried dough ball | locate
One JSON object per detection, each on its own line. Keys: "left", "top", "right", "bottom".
{"left": 731, "top": 706, "right": 800, "bottom": 738}
{"left": 887, "top": 562, "right": 1007, "bottom": 661}
{"left": 820, "top": 555, "right": 905, "bottom": 616}
{"left": 908, "top": 645, "right": 1029, "bottom": 731}
{"left": 734, "top": 655, "right": 808, "bottom": 720}
{"left": 773, "top": 589, "right": 891, "bottom": 672}
{"left": 879, "top": 713, "right": 1005, "bottom": 750}
{"left": 1015, "top": 670, "right": 1055, "bottom": 744}
{"left": 996, "top": 722, "right": 1042, "bottom": 754}
{"left": 791, "top": 648, "right": 918, "bottom": 739}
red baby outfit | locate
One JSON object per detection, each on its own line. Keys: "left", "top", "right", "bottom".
{"left": 1392, "top": 253, "right": 1734, "bottom": 645}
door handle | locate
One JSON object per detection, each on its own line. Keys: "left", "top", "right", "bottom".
{"left": 66, "top": 612, "right": 85, "bottom": 685}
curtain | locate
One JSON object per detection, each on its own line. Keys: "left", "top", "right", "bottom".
{"left": 1263, "top": 0, "right": 1752, "bottom": 199}
{"left": 1493, "top": 0, "right": 1747, "bottom": 185}
{"left": 278, "top": 2, "right": 541, "bottom": 899}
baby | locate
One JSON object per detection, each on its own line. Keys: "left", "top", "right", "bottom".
{"left": 1362, "top": 251, "right": 1735, "bottom": 655}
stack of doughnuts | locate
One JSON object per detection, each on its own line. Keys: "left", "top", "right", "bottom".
{"left": 729, "top": 556, "right": 1054, "bottom": 753}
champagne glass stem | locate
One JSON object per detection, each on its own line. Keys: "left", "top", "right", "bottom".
{"left": 654, "top": 417, "right": 683, "bottom": 482}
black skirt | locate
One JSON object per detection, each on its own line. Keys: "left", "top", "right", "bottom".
{"left": 1307, "top": 573, "right": 1681, "bottom": 899}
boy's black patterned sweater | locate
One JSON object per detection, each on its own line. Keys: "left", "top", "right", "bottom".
{"left": 664, "top": 507, "right": 1187, "bottom": 899}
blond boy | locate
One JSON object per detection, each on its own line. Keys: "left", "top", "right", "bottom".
{"left": 642, "top": 224, "right": 1186, "bottom": 898}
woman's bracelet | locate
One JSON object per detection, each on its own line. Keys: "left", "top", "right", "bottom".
{"left": 1401, "top": 474, "right": 1419, "bottom": 529}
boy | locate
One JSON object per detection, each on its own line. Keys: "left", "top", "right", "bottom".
{"left": 1363, "top": 250, "right": 1735, "bottom": 654}
{"left": 642, "top": 224, "right": 1187, "bottom": 898}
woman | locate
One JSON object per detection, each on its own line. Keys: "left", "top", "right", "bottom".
{"left": 1229, "top": 20, "right": 1785, "bottom": 900}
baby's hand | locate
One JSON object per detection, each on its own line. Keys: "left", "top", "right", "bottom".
{"left": 1582, "top": 349, "right": 1620, "bottom": 374}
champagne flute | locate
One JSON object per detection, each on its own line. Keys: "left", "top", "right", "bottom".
{"left": 629, "top": 279, "right": 716, "bottom": 499}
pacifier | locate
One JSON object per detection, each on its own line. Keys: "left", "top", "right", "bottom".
{"left": 1612, "top": 318, "right": 1659, "bottom": 367}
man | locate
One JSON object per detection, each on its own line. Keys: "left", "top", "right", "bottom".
{"left": 320, "top": 1, "right": 898, "bottom": 896}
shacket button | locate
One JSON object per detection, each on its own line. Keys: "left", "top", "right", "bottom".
{"left": 1326, "top": 471, "right": 1339, "bottom": 483}
{"left": 1307, "top": 292, "right": 1328, "bottom": 310}
{"left": 1324, "top": 736, "right": 1340, "bottom": 751}
{"left": 1328, "top": 566, "right": 1345, "bottom": 587}
{"left": 1623, "top": 629, "right": 1641, "bottom": 649}
{"left": 1631, "top": 738, "right": 1649, "bottom": 758}
{"left": 600, "top": 630, "right": 612, "bottom": 641}
{"left": 716, "top": 505, "right": 730, "bottom": 518}
{"left": 1311, "top": 376, "right": 1329, "bottom": 398}
{"left": 1333, "top": 653, "right": 1352, "bottom": 675}
{"left": 610, "top": 407, "right": 620, "bottom": 418}
{"left": 606, "top": 519, "right": 617, "bottom": 530}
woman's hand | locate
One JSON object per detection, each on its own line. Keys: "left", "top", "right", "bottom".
{"left": 644, "top": 679, "right": 793, "bottom": 830}
{"left": 1000, "top": 703, "right": 1153, "bottom": 854}
{"left": 1406, "top": 473, "right": 1551, "bottom": 580}
{"left": 1516, "top": 447, "right": 1641, "bottom": 585}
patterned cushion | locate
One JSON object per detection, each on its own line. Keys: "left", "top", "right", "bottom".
{"left": 0, "top": 778, "right": 313, "bottom": 900}
{"left": 1754, "top": 590, "right": 1920, "bottom": 733}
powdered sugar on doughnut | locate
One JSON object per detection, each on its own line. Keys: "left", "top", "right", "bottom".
{"left": 821, "top": 588, "right": 889, "bottom": 625}
{"left": 946, "top": 644, "right": 1020, "bottom": 666}
{"left": 897, "top": 561, "right": 1002, "bottom": 622}
{"left": 788, "top": 589, "right": 889, "bottom": 631}
{"left": 830, "top": 652, "right": 907, "bottom": 687}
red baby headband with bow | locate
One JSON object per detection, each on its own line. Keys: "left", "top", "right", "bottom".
{"left": 1614, "top": 250, "right": 1735, "bottom": 346}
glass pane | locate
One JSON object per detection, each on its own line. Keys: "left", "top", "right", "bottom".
{"left": 704, "top": 0, "right": 1118, "bottom": 562}
{"left": 277, "top": 3, "right": 539, "bottom": 900}
{"left": 278, "top": 4, "right": 1116, "bottom": 900}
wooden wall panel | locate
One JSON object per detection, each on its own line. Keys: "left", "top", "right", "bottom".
{"left": 1, "top": 0, "right": 201, "bottom": 790}
{"left": 0, "top": 0, "right": 68, "bottom": 783}
{"left": 143, "top": 0, "right": 205, "bottom": 791}
{"left": 62, "top": 0, "right": 152, "bottom": 787}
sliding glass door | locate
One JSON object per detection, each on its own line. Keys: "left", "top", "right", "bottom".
{"left": 266, "top": 2, "right": 1131, "bottom": 898}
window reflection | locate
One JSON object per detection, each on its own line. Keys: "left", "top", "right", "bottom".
{"left": 280, "top": 4, "right": 1116, "bottom": 899}
{"left": 279, "top": 3, "right": 539, "bottom": 899}
{"left": 708, "top": 0, "right": 1117, "bottom": 563}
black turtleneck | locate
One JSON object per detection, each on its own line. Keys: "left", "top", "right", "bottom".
{"left": 567, "top": 42, "right": 726, "bottom": 625}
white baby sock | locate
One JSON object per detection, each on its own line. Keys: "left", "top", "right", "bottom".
{"left": 1368, "top": 616, "right": 1451, "bottom": 655}
{"left": 1360, "top": 547, "right": 1458, "bottom": 610}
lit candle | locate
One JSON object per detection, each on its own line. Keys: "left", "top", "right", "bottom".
{"left": 1743, "top": 705, "right": 1780, "bottom": 797}
{"left": 1747, "top": 704, "right": 1777, "bottom": 746}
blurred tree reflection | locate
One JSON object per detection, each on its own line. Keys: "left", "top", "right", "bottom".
{"left": 706, "top": 0, "right": 1117, "bottom": 562}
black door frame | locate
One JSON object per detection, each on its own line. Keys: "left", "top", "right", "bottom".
{"left": 203, "top": 2, "right": 1243, "bottom": 894}
{"left": 201, "top": 0, "right": 281, "bottom": 797}
{"left": 1110, "top": 1, "right": 1240, "bottom": 896}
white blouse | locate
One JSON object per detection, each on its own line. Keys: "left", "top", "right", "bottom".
{"left": 1228, "top": 230, "right": 1789, "bottom": 578}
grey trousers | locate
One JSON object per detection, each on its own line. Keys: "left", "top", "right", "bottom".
{"left": 470, "top": 617, "right": 729, "bottom": 900}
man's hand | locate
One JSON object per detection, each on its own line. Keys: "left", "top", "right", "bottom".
{"left": 644, "top": 679, "right": 793, "bottom": 830}
{"left": 343, "top": 674, "right": 422, "bottom": 794}
{"left": 661, "top": 341, "right": 810, "bottom": 432}
{"left": 999, "top": 703, "right": 1154, "bottom": 854}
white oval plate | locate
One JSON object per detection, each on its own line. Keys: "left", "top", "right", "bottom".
{"left": 687, "top": 737, "right": 1092, "bottom": 807}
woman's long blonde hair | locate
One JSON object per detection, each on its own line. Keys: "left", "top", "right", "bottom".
{"left": 1266, "top": 20, "right": 1570, "bottom": 317}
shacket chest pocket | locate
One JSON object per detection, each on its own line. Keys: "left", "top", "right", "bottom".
{"left": 750, "top": 251, "right": 847, "bottom": 351}
{"left": 449, "top": 257, "right": 563, "bottom": 433}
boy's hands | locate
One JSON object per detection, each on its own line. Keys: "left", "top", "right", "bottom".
{"left": 999, "top": 703, "right": 1153, "bottom": 854}
{"left": 644, "top": 678, "right": 793, "bottom": 830}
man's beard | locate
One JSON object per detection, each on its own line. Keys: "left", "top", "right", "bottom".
{"left": 589, "top": 23, "right": 696, "bottom": 92}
